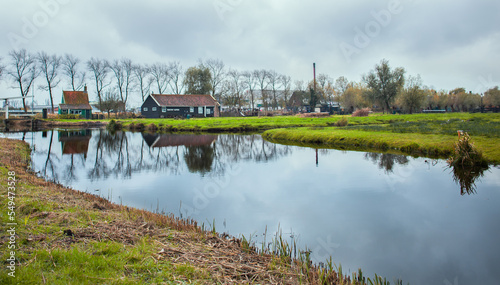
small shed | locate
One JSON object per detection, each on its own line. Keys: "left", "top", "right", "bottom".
{"left": 58, "top": 86, "right": 92, "bottom": 119}
{"left": 141, "top": 94, "right": 220, "bottom": 119}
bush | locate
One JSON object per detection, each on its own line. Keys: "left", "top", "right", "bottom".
{"left": 351, "top": 108, "right": 371, "bottom": 117}
{"left": 106, "top": 119, "right": 123, "bottom": 131}
{"left": 335, "top": 117, "right": 349, "bottom": 127}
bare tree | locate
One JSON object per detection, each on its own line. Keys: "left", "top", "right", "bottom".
{"left": 150, "top": 63, "right": 170, "bottom": 94}
{"left": 168, "top": 61, "right": 184, "bottom": 94}
{"left": 280, "top": 75, "right": 292, "bottom": 110}
{"left": 121, "top": 58, "right": 134, "bottom": 111}
{"left": 7, "top": 49, "right": 39, "bottom": 112}
{"left": 108, "top": 59, "right": 129, "bottom": 111}
{"left": 133, "top": 64, "right": 153, "bottom": 102}
{"left": 87, "top": 57, "right": 110, "bottom": 110}
{"left": 38, "top": 52, "right": 62, "bottom": 113}
{"left": 0, "top": 57, "right": 4, "bottom": 81}
{"left": 62, "top": 54, "right": 86, "bottom": 91}
{"left": 242, "top": 71, "right": 257, "bottom": 111}
{"left": 335, "top": 76, "right": 350, "bottom": 98}
{"left": 267, "top": 70, "right": 281, "bottom": 110}
{"left": 254, "top": 69, "right": 269, "bottom": 110}
{"left": 200, "top": 58, "right": 225, "bottom": 101}
{"left": 316, "top": 73, "right": 332, "bottom": 102}
{"left": 294, "top": 80, "right": 305, "bottom": 92}
{"left": 226, "top": 69, "right": 244, "bottom": 108}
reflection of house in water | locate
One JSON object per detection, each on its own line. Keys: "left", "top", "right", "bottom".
{"left": 58, "top": 130, "right": 92, "bottom": 158}
{"left": 142, "top": 133, "right": 218, "bottom": 148}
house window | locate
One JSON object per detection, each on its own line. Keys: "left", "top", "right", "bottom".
{"left": 190, "top": 107, "right": 194, "bottom": 113}
{"left": 198, "top": 107, "right": 203, "bottom": 114}
{"left": 143, "top": 107, "right": 148, "bottom": 112}
{"left": 162, "top": 107, "right": 166, "bottom": 112}
{"left": 152, "top": 107, "right": 157, "bottom": 112}
{"left": 206, "top": 108, "right": 211, "bottom": 115}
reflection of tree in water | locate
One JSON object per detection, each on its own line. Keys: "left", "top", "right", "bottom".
{"left": 450, "top": 164, "right": 489, "bottom": 195}
{"left": 37, "top": 131, "right": 293, "bottom": 183}
{"left": 184, "top": 145, "right": 215, "bottom": 175}
{"left": 364, "top": 152, "right": 409, "bottom": 173}
{"left": 210, "top": 134, "right": 292, "bottom": 175}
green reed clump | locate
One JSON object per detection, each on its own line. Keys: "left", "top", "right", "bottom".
{"left": 106, "top": 119, "right": 122, "bottom": 132}
{"left": 335, "top": 117, "right": 349, "bottom": 127}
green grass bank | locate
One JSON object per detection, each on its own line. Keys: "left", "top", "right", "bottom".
{"left": 262, "top": 114, "right": 500, "bottom": 164}
{"left": 48, "top": 112, "right": 499, "bottom": 132}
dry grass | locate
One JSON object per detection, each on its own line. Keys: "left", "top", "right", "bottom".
{"left": 351, "top": 108, "right": 371, "bottom": 117}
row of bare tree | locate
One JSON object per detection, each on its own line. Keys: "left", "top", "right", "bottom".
{"left": 2, "top": 50, "right": 498, "bottom": 115}
{"left": 0, "top": 49, "right": 348, "bottom": 114}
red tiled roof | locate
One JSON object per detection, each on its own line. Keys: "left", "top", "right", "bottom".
{"left": 151, "top": 94, "right": 219, "bottom": 107}
{"left": 59, "top": 104, "right": 92, "bottom": 110}
{"left": 62, "top": 91, "right": 92, "bottom": 109}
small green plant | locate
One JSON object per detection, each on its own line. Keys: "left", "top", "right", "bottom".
{"left": 335, "top": 117, "right": 349, "bottom": 127}
{"left": 24, "top": 214, "right": 31, "bottom": 226}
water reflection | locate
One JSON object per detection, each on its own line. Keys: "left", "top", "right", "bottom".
{"left": 59, "top": 130, "right": 92, "bottom": 157}
{"left": 32, "top": 130, "right": 293, "bottom": 184}
{"left": 450, "top": 164, "right": 489, "bottom": 195}
{"left": 364, "top": 153, "right": 409, "bottom": 173}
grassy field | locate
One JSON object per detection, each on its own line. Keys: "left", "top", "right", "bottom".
{"left": 262, "top": 113, "right": 500, "bottom": 164}
{"left": 43, "top": 113, "right": 500, "bottom": 163}
{"left": 0, "top": 138, "right": 402, "bottom": 284}
{"left": 49, "top": 112, "right": 500, "bottom": 132}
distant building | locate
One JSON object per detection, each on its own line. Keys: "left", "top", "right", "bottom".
{"left": 141, "top": 94, "right": 220, "bottom": 118}
{"left": 58, "top": 86, "right": 92, "bottom": 119}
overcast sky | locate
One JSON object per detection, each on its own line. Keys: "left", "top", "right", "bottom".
{"left": 1, "top": 0, "right": 499, "bottom": 107}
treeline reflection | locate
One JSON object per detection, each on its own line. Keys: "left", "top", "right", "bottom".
{"left": 29, "top": 129, "right": 488, "bottom": 195}
{"left": 36, "top": 130, "right": 292, "bottom": 183}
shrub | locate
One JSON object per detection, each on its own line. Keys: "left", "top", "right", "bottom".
{"left": 351, "top": 108, "right": 370, "bottom": 117}
{"left": 106, "top": 119, "right": 123, "bottom": 131}
{"left": 447, "top": 132, "right": 487, "bottom": 168}
{"left": 147, "top": 123, "right": 158, "bottom": 132}
{"left": 335, "top": 117, "right": 349, "bottom": 127}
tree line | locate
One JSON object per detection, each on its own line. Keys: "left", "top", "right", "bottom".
{"left": 1, "top": 49, "right": 499, "bottom": 114}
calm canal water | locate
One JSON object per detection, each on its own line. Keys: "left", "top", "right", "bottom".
{"left": 2, "top": 129, "right": 500, "bottom": 285}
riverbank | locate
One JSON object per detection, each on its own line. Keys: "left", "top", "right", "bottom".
{"left": 2, "top": 138, "right": 396, "bottom": 284}
{"left": 262, "top": 115, "right": 500, "bottom": 164}
{"left": 7, "top": 113, "right": 499, "bottom": 163}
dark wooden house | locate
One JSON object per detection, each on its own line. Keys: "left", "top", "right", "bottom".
{"left": 141, "top": 94, "right": 220, "bottom": 118}
{"left": 58, "top": 86, "right": 92, "bottom": 119}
